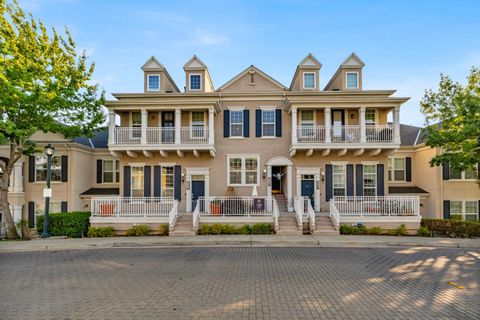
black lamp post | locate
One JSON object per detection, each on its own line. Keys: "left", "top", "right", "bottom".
{"left": 41, "top": 144, "right": 55, "bottom": 238}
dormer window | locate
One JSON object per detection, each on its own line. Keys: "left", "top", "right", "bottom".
{"left": 303, "top": 72, "right": 315, "bottom": 89}
{"left": 346, "top": 72, "right": 358, "bottom": 89}
{"left": 147, "top": 75, "right": 160, "bottom": 91}
{"left": 189, "top": 74, "right": 202, "bottom": 90}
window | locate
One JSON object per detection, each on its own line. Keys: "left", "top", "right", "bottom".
{"left": 131, "top": 112, "right": 142, "bottom": 138}
{"left": 365, "top": 109, "right": 376, "bottom": 125}
{"left": 147, "top": 75, "right": 160, "bottom": 91}
{"left": 451, "top": 200, "right": 478, "bottom": 221}
{"left": 35, "top": 155, "right": 62, "bottom": 182}
{"left": 363, "top": 165, "right": 377, "bottom": 196}
{"left": 388, "top": 158, "right": 406, "bottom": 182}
{"left": 35, "top": 202, "right": 62, "bottom": 217}
{"left": 131, "top": 166, "right": 144, "bottom": 197}
{"left": 300, "top": 110, "right": 314, "bottom": 136}
{"left": 449, "top": 166, "right": 477, "bottom": 180}
{"left": 189, "top": 74, "right": 201, "bottom": 90}
{"left": 261, "top": 109, "right": 275, "bottom": 137}
{"left": 191, "top": 111, "right": 205, "bottom": 138}
{"left": 230, "top": 110, "right": 244, "bottom": 137}
{"left": 102, "top": 160, "right": 120, "bottom": 183}
{"left": 332, "top": 165, "right": 346, "bottom": 196}
{"left": 303, "top": 72, "right": 315, "bottom": 89}
{"left": 228, "top": 155, "right": 259, "bottom": 186}
{"left": 161, "top": 166, "right": 174, "bottom": 197}
{"left": 346, "top": 72, "right": 358, "bottom": 89}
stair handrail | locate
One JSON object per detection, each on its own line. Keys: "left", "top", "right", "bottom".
{"left": 329, "top": 200, "right": 340, "bottom": 231}
{"left": 192, "top": 200, "right": 201, "bottom": 233}
{"left": 272, "top": 197, "right": 279, "bottom": 232}
{"left": 307, "top": 199, "right": 316, "bottom": 233}
{"left": 293, "top": 196, "right": 304, "bottom": 231}
{"left": 168, "top": 200, "right": 179, "bottom": 231}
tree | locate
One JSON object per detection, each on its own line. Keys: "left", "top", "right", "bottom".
{"left": 0, "top": 0, "right": 105, "bottom": 238}
{"left": 420, "top": 67, "right": 480, "bottom": 184}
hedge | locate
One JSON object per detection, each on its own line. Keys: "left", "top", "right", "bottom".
{"left": 199, "top": 223, "right": 274, "bottom": 235}
{"left": 421, "top": 218, "right": 480, "bottom": 238}
{"left": 36, "top": 211, "right": 90, "bottom": 238}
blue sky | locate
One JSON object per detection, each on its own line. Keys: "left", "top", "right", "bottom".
{"left": 19, "top": 0, "right": 480, "bottom": 126}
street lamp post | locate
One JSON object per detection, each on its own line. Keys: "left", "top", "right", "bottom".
{"left": 41, "top": 144, "right": 55, "bottom": 238}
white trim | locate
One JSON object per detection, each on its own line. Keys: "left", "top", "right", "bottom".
{"left": 388, "top": 157, "right": 406, "bottom": 182}
{"left": 361, "top": 161, "right": 379, "bottom": 165}
{"left": 261, "top": 109, "right": 276, "bottom": 138}
{"left": 189, "top": 73, "right": 202, "bottom": 91}
{"left": 330, "top": 161, "right": 348, "bottom": 165}
{"left": 189, "top": 110, "right": 207, "bottom": 140}
{"left": 157, "top": 162, "right": 176, "bottom": 166}
{"left": 127, "top": 162, "right": 145, "bottom": 166}
{"left": 186, "top": 167, "right": 210, "bottom": 212}
{"left": 449, "top": 199, "right": 479, "bottom": 221}
{"left": 229, "top": 109, "right": 244, "bottom": 138}
{"left": 101, "top": 159, "right": 120, "bottom": 184}
{"left": 258, "top": 106, "right": 277, "bottom": 110}
{"left": 130, "top": 165, "right": 145, "bottom": 198}
{"left": 226, "top": 154, "right": 260, "bottom": 186}
{"left": 266, "top": 156, "right": 293, "bottom": 166}
{"left": 296, "top": 167, "right": 320, "bottom": 175}
{"left": 345, "top": 71, "right": 359, "bottom": 89}
{"left": 227, "top": 106, "right": 245, "bottom": 111}
{"left": 303, "top": 72, "right": 316, "bottom": 89}
{"left": 147, "top": 74, "right": 160, "bottom": 92}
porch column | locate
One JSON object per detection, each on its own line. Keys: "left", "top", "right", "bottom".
{"left": 296, "top": 174, "right": 301, "bottom": 197}
{"left": 324, "top": 107, "right": 331, "bottom": 143}
{"left": 208, "top": 108, "right": 214, "bottom": 145}
{"left": 393, "top": 106, "right": 400, "bottom": 143}
{"left": 291, "top": 107, "right": 298, "bottom": 144}
{"left": 287, "top": 165, "right": 293, "bottom": 211}
{"left": 359, "top": 106, "right": 366, "bottom": 143}
{"left": 314, "top": 173, "right": 320, "bottom": 211}
{"left": 175, "top": 109, "right": 181, "bottom": 145}
{"left": 13, "top": 161, "right": 23, "bottom": 193}
{"left": 108, "top": 110, "right": 115, "bottom": 145}
{"left": 141, "top": 109, "right": 148, "bottom": 145}
{"left": 11, "top": 205, "right": 22, "bottom": 234}
{"left": 267, "top": 165, "right": 272, "bottom": 196}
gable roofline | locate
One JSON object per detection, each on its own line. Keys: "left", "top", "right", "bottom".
{"left": 183, "top": 55, "right": 214, "bottom": 90}
{"left": 141, "top": 56, "right": 165, "bottom": 71}
{"left": 217, "top": 65, "right": 288, "bottom": 91}
{"left": 324, "top": 52, "right": 365, "bottom": 90}
{"left": 289, "top": 53, "right": 322, "bottom": 90}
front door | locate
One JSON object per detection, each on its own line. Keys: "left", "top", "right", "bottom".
{"left": 332, "top": 110, "right": 345, "bottom": 140}
{"left": 191, "top": 179, "right": 205, "bottom": 211}
{"left": 271, "top": 166, "right": 282, "bottom": 194}
{"left": 162, "top": 111, "right": 175, "bottom": 143}
{"left": 301, "top": 175, "right": 315, "bottom": 207}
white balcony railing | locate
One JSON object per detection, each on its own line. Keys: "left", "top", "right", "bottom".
{"left": 366, "top": 124, "right": 393, "bottom": 142}
{"left": 330, "top": 196, "right": 420, "bottom": 217}
{"left": 297, "top": 126, "right": 325, "bottom": 142}
{"left": 196, "top": 196, "right": 277, "bottom": 216}
{"left": 295, "top": 125, "right": 394, "bottom": 143}
{"left": 113, "top": 127, "right": 210, "bottom": 145}
{"left": 91, "top": 197, "right": 178, "bottom": 217}
{"left": 331, "top": 125, "right": 361, "bottom": 143}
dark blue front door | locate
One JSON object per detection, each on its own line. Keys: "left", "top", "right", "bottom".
{"left": 301, "top": 179, "right": 315, "bottom": 207}
{"left": 192, "top": 180, "right": 205, "bottom": 211}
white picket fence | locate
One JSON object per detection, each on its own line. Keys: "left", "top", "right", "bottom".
{"left": 91, "top": 197, "right": 178, "bottom": 217}
{"left": 330, "top": 196, "right": 420, "bottom": 217}
{"left": 196, "top": 196, "right": 277, "bottom": 216}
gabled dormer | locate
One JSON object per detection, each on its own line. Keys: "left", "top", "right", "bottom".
{"left": 183, "top": 55, "right": 214, "bottom": 93}
{"left": 217, "top": 65, "right": 287, "bottom": 92}
{"left": 141, "top": 56, "right": 180, "bottom": 94}
{"left": 290, "top": 53, "right": 322, "bottom": 92}
{"left": 324, "top": 52, "right": 365, "bottom": 91}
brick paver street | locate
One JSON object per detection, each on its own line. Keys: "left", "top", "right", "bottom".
{"left": 0, "top": 247, "right": 479, "bottom": 319}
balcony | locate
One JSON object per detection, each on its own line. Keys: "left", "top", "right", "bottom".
{"left": 297, "top": 124, "right": 394, "bottom": 143}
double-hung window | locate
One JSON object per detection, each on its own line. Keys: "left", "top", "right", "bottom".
{"left": 147, "top": 75, "right": 160, "bottom": 92}
{"left": 332, "top": 165, "right": 346, "bottom": 196}
{"left": 451, "top": 200, "right": 478, "bottom": 221}
{"left": 230, "top": 110, "right": 244, "bottom": 137}
{"left": 300, "top": 110, "right": 315, "bottom": 137}
{"left": 363, "top": 165, "right": 377, "bottom": 196}
{"left": 388, "top": 158, "right": 406, "bottom": 182}
{"left": 189, "top": 74, "right": 201, "bottom": 90}
{"left": 365, "top": 109, "right": 376, "bottom": 125}
{"left": 102, "top": 160, "right": 120, "bottom": 183}
{"left": 161, "top": 166, "right": 174, "bottom": 197}
{"left": 346, "top": 72, "right": 358, "bottom": 89}
{"left": 261, "top": 109, "right": 275, "bottom": 137}
{"left": 36, "top": 202, "right": 62, "bottom": 217}
{"left": 449, "top": 166, "right": 477, "bottom": 180}
{"left": 131, "top": 166, "right": 144, "bottom": 197}
{"left": 191, "top": 111, "right": 205, "bottom": 138}
{"left": 228, "top": 155, "right": 259, "bottom": 186}
{"left": 303, "top": 72, "right": 315, "bottom": 89}
{"left": 131, "top": 112, "right": 142, "bottom": 139}
{"left": 35, "top": 155, "right": 62, "bottom": 182}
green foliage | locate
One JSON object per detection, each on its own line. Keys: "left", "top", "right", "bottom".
{"left": 420, "top": 67, "right": 480, "bottom": 183}
{"left": 393, "top": 224, "right": 407, "bottom": 236}
{"left": 36, "top": 211, "right": 90, "bottom": 238}
{"left": 421, "top": 218, "right": 480, "bottom": 238}
{"left": 340, "top": 225, "right": 382, "bottom": 235}
{"left": 365, "top": 226, "right": 382, "bottom": 235}
{"left": 450, "top": 214, "right": 463, "bottom": 221}
{"left": 16, "top": 219, "right": 31, "bottom": 239}
{"left": 126, "top": 224, "right": 150, "bottom": 236}
{"left": 417, "top": 226, "right": 430, "bottom": 237}
{"left": 158, "top": 224, "right": 169, "bottom": 236}
{"left": 87, "top": 226, "right": 115, "bottom": 238}
{"left": 199, "top": 223, "right": 274, "bottom": 235}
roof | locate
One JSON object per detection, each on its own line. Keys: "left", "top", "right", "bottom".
{"left": 80, "top": 187, "right": 120, "bottom": 196}
{"left": 389, "top": 186, "right": 429, "bottom": 194}
{"left": 73, "top": 128, "right": 109, "bottom": 149}
{"left": 217, "top": 65, "right": 288, "bottom": 91}
{"left": 400, "top": 124, "right": 422, "bottom": 146}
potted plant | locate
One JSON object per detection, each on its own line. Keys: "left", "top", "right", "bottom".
{"left": 99, "top": 203, "right": 115, "bottom": 215}
{"left": 210, "top": 199, "right": 222, "bottom": 215}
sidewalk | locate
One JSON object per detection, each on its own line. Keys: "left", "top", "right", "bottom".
{"left": 1, "top": 235, "right": 479, "bottom": 252}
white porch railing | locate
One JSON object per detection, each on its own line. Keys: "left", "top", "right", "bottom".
{"left": 180, "top": 127, "right": 209, "bottom": 144}
{"left": 297, "top": 126, "right": 325, "bottom": 142}
{"left": 330, "top": 196, "right": 420, "bottom": 217}
{"left": 329, "top": 201, "right": 340, "bottom": 230}
{"left": 114, "top": 127, "right": 141, "bottom": 144}
{"left": 193, "top": 201, "right": 201, "bottom": 233}
{"left": 295, "top": 125, "right": 394, "bottom": 143}
{"left": 331, "top": 125, "right": 361, "bottom": 143}
{"left": 146, "top": 127, "right": 175, "bottom": 144}
{"left": 168, "top": 201, "right": 178, "bottom": 231}
{"left": 366, "top": 124, "right": 393, "bottom": 142}
{"left": 197, "top": 196, "right": 277, "bottom": 216}
{"left": 113, "top": 127, "right": 210, "bottom": 145}
{"left": 91, "top": 197, "right": 177, "bottom": 217}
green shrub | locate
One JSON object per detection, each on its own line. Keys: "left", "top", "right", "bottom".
{"left": 450, "top": 214, "right": 463, "bottom": 221}
{"left": 87, "top": 227, "right": 115, "bottom": 237}
{"left": 36, "top": 212, "right": 90, "bottom": 238}
{"left": 421, "top": 218, "right": 480, "bottom": 238}
{"left": 394, "top": 224, "right": 407, "bottom": 236}
{"left": 198, "top": 223, "right": 273, "bottom": 235}
{"left": 417, "top": 226, "right": 430, "bottom": 237}
{"left": 367, "top": 226, "right": 382, "bottom": 235}
{"left": 158, "top": 224, "right": 169, "bottom": 236}
{"left": 251, "top": 223, "right": 274, "bottom": 235}
{"left": 126, "top": 224, "right": 150, "bottom": 236}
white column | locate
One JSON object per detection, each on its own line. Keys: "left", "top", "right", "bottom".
{"left": 287, "top": 165, "right": 293, "bottom": 211}
{"left": 141, "top": 109, "right": 147, "bottom": 145}
{"left": 208, "top": 108, "right": 214, "bottom": 145}
{"left": 291, "top": 107, "right": 298, "bottom": 144}
{"left": 296, "top": 174, "right": 301, "bottom": 197}
{"left": 175, "top": 109, "right": 181, "bottom": 145}
{"left": 393, "top": 106, "right": 400, "bottom": 143}
{"left": 13, "top": 161, "right": 23, "bottom": 193}
{"left": 360, "top": 106, "right": 366, "bottom": 143}
{"left": 314, "top": 173, "right": 320, "bottom": 212}
{"left": 12, "top": 205, "right": 22, "bottom": 233}
{"left": 267, "top": 165, "right": 272, "bottom": 196}
{"left": 108, "top": 110, "right": 116, "bottom": 145}
{"left": 324, "top": 107, "right": 331, "bottom": 143}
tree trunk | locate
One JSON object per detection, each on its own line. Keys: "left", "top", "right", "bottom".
{"left": 0, "top": 186, "right": 20, "bottom": 239}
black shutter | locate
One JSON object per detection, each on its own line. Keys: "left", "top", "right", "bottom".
{"left": 325, "top": 164, "right": 333, "bottom": 201}
{"left": 61, "top": 155, "right": 68, "bottom": 182}
{"left": 346, "top": 164, "right": 354, "bottom": 196}
{"left": 123, "top": 166, "right": 131, "bottom": 197}
{"left": 376, "top": 164, "right": 385, "bottom": 196}
{"left": 153, "top": 166, "right": 161, "bottom": 197}
{"left": 61, "top": 201, "right": 68, "bottom": 213}
{"left": 355, "top": 164, "right": 363, "bottom": 196}
{"left": 144, "top": 166, "right": 151, "bottom": 197}
{"left": 405, "top": 157, "right": 412, "bottom": 182}
{"left": 96, "top": 159, "right": 103, "bottom": 184}
{"left": 28, "top": 156, "right": 35, "bottom": 182}
{"left": 243, "top": 109, "right": 249, "bottom": 137}
{"left": 223, "top": 110, "right": 230, "bottom": 138}
{"left": 442, "top": 163, "right": 449, "bottom": 180}
{"left": 28, "top": 202, "right": 35, "bottom": 228}
{"left": 478, "top": 200, "right": 480, "bottom": 222}
{"left": 255, "top": 109, "right": 262, "bottom": 137}
{"left": 275, "top": 109, "right": 282, "bottom": 137}
{"left": 443, "top": 200, "right": 450, "bottom": 219}
{"left": 174, "top": 165, "right": 181, "bottom": 201}
{"left": 477, "top": 163, "right": 480, "bottom": 179}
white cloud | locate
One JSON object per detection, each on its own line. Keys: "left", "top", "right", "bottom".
{"left": 191, "top": 28, "right": 229, "bottom": 46}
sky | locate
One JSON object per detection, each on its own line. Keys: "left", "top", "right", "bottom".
{"left": 18, "top": 0, "right": 480, "bottom": 127}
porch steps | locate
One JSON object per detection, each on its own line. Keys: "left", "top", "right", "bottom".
{"left": 313, "top": 216, "right": 339, "bottom": 235}
{"left": 276, "top": 214, "right": 303, "bottom": 235}
{"left": 273, "top": 194, "right": 288, "bottom": 212}
{"left": 170, "top": 215, "right": 195, "bottom": 236}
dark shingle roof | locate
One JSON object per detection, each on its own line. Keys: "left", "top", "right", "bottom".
{"left": 80, "top": 187, "right": 119, "bottom": 196}
{"left": 389, "top": 186, "right": 429, "bottom": 194}
{"left": 400, "top": 124, "right": 422, "bottom": 146}
{"left": 73, "top": 128, "right": 109, "bottom": 149}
